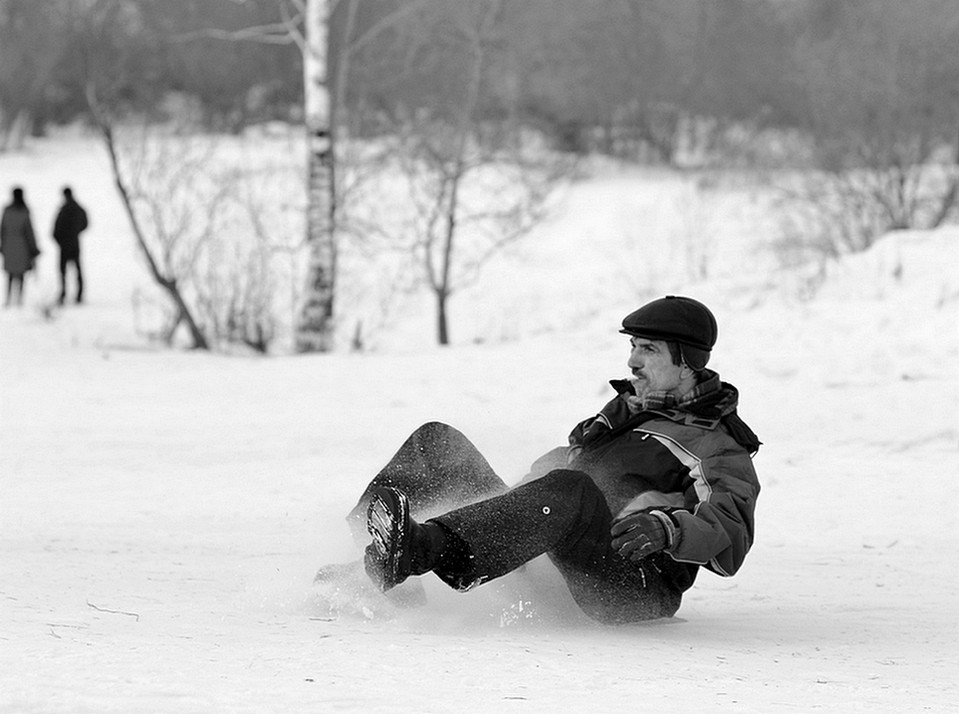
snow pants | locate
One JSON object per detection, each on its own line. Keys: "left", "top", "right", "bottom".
{"left": 347, "top": 421, "right": 686, "bottom": 623}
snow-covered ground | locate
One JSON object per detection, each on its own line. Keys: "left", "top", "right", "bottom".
{"left": 2, "top": 133, "right": 958, "bottom": 713}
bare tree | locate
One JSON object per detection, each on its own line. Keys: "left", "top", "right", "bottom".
{"left": 295, "top": 0, "right": 435, "bottom": 351}
{"left": 773, "top": 0, "right": 959, "bottom": 268}
{"left": 361, "top": 1, "right": 572, "bottom": 346}
{"left": 168, "top": 0, "right": 338, "bottom": 351}
{"left": 407, "top": 144, "right": 567, "bottom": 346}
{"left": 175, "top": 0, "right": 434, "bottom": 352}
{"left": 90, "top": 112, "right": 307, "bottom": 351}
{"left": 193, "top": 163, "right": 288, "bottom": 354}
{"left": 216, "top": 136, "right": 306, "bottom": 353}
{"left": 89, "top": 103, "right": 229, "bottom": 348}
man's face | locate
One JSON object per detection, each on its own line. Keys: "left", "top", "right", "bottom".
{"left": 627, "top": 336, "right": 684, "bottom": 399}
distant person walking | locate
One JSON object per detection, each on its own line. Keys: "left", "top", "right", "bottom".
{"left": 52, "top": 186, "right": 89, "bottom": 305}
{"left": 0, "top": 187, "right": 40, "bottom": 307}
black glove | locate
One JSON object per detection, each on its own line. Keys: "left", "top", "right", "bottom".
{"left": 611, "top": 512, "right": 669, "bottom": 561}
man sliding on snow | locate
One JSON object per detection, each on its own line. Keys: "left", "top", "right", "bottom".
{"left": 348, "top": 296, "right": 761, "bottom": 624}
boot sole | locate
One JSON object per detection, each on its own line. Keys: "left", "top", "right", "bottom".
{"left": 366, "top": 487, "right": 411, "bottom": 590}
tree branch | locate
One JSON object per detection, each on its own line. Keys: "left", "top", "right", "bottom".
{"left": 170, "top": 24, "right": 298, "bottom": 45}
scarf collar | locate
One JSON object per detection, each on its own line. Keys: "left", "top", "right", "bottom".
{"left": 573, "top": 370, "right": 761, "bottom": 454}
{"left": 625, "top": 370, "right": 726, "bottom": 414}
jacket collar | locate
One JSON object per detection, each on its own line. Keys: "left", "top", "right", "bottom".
{"left": 572, "top": 370, "right": 760, "bottom": 454}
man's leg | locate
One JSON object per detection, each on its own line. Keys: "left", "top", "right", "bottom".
{"left": 346, "top": 421, "right": 508, "bottom": 542}
{"left": 73, "top": 255, "right": 83, "bottom": 303}
{"left": 428, "top": 469, "right": 610, "bottom": 588}
{"left": 318, "top": 422, "right": 501, "bottom": 607}
{"left": 58, "top": 252, "right": 68, "bottom": 304}
{"left": 12, "top": 274, "right": 23, "bottom": 305}
{"left": 369, "top": 469, "right": 684, "bottom": 622}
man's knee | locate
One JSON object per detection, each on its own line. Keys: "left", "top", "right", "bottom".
{"left": 414, "top": 421, "right": 457, "bottom": 442}
{"left": 413, "top": 421, "right": 481, "bottom": 463}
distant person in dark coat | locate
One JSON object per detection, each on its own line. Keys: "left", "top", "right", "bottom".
{"left": 52, "top": 186, "right": 89, "bottom": 305}
{"left": 0, "top": 187, "right": 40, "bottom": 307}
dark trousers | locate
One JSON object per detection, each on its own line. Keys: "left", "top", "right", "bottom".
{"left": 59, "top": 251, "right": 83, "bottom": 303}
{"left": 348, "top": 422, "right": 684, "bottom": 623}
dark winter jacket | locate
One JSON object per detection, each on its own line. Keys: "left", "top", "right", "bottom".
{"left": 527, "top": 370, "right": 760, "bottom": 582}
{"left": 53, "top": 199, "right": 88, "bottom": 256}
{"left": 0, "top": 204, "right": 39, "bottom": 276}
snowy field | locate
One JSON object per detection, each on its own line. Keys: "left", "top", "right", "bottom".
{"left": 2, "top": 133, "right": 958, "bottom": 713}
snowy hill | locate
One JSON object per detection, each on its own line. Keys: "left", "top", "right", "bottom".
{"left": 2, "top": 134, "right": 957, "bottom": 713}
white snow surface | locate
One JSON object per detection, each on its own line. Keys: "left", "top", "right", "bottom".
{"left": 2, "top": 133, "right": 958, "bottom": 712}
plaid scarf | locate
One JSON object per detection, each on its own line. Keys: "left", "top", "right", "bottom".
{"left": 625, "top": 372, "right": 724, "bottom": 414}
{"left": 573, "top": 370, "right": 761, "bottom": 454}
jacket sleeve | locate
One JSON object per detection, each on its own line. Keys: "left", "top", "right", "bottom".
{"left": 647, "top": 429, "right": 760, "bottom": 577}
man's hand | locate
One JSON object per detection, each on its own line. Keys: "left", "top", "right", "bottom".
{"left": 611, "top": 512, "right": 668, "bottom": 561}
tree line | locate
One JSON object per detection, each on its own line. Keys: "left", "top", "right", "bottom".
{"left": 2, "top": 0, "right": 957, "bottom": 353}
{"left": 2, "top": 0, "right": 957, "bottom": 170}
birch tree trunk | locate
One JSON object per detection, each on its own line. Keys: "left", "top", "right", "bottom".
{"left": 295, "top": 0, "right": 336, "bottom": 353}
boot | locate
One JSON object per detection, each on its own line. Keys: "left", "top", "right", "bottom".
{"left": 364, "top": 487, "right": 447, "bottom": 592}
